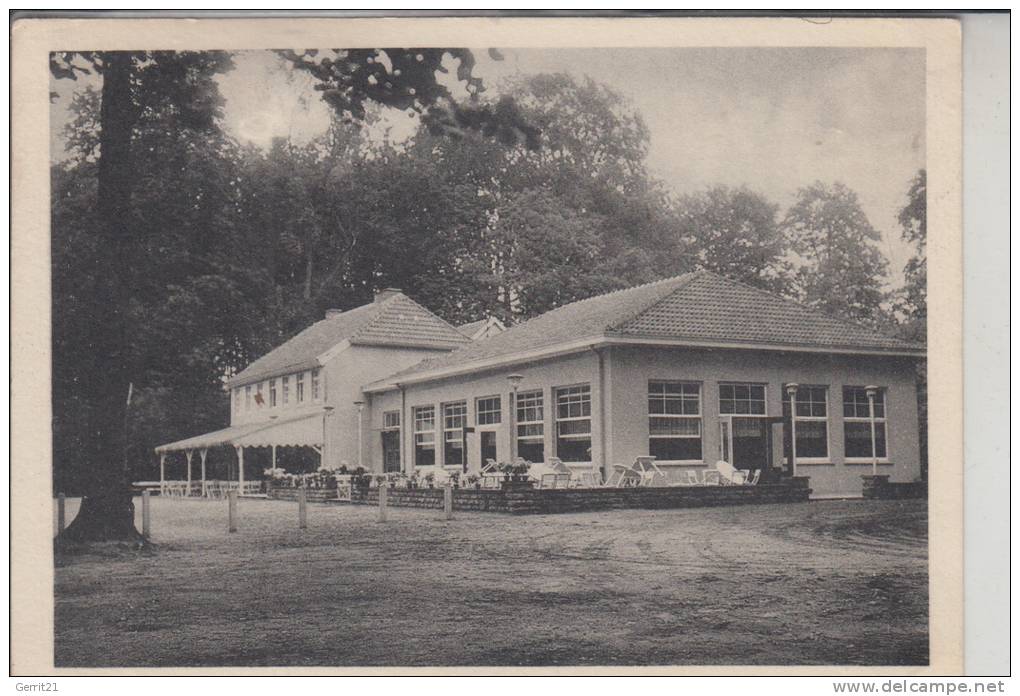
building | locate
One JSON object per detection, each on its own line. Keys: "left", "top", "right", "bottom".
{"left": 154, "top": 289, "right": 470, "bottom": 487}
{"left": 157, "top": 271, "right": 924, "bottom": 499}
{"left": 361, "top": 272, "right": 925, "bottom": 498}
{"left": 457, "top": 316, "right": 507, "bottom": 341}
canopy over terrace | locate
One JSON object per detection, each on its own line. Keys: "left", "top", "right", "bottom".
{"left": 154, "top": 412, "right": 325, "bottom": 495}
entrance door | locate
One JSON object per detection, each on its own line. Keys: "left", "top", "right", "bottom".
{"left": 381, "top": 431, "right": 401, "bottom": 472}
{"left": 719, "top": 417, "right": 770, "bottom": 471}
{"left": 480, "top": 431, "right": 497, "bottom": 467}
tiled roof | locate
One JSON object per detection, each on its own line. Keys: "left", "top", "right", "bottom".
{"left": 368, "top": 271, "right": 923, "bottom": 389}
{"left": 610, "top": 272, "right": 922, "bottom": 351}
{"left": 229, "top": 294, "right": 469, "bottom": 387}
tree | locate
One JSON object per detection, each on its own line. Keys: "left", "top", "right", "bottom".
{"left": 51, "top": 51, "right": 233, "bottom": 543}
{"left": 897, "top": 169, "right": 927, "bottom": 331}
{"left": 782, "top": 181, "right": 889, "bottom": 323}
{"left": 894, "top": 170, "right": 927, "bottom": 481}
{"left": 673, "top": 185, "right": 792, "bottom": 293}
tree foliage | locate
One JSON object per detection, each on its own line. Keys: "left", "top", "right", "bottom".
{"left": 782, "top": 181, "right": 889, "bottom": 323}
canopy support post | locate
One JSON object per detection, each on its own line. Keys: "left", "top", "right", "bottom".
{"left": 200, "top": 448, "right": 208, "bottom": 497}
{"left": 236, "top": 446, "right": 245, "bottom": 493}
{"left": 159, "top": 453, "right": 166, "bottom": 495}
{"left": 272, "top": 444, "right": 277, "bottom": 470}
{"left": 185, "top": 450, "right": 194, "bottom": 497}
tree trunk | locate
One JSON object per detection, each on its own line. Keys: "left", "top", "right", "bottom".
{"left": 58, "top": 52, "right": 145, "bottom": 545}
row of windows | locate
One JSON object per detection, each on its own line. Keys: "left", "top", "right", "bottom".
{"left": 648, "top": 381, "right": 888, "bottom": 462}
{"left": 407, "top": 385, "right": 593, "bottom": 467}
{"left": 233, "top": 369, "right": 321, "bottom": 413}
{"left": 394, "top": 380, "right": 890, "bottom": 467}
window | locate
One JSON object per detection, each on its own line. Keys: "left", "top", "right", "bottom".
{"left": 516, "top": 389, "right": 544, "bottom": 463}
{"left": 413, "top": 406, "right": 436, "bottom": 467}
{"left": 555, "top": 384, "right": 591, "bottom": 463}
{"left": 234, "top": 388, "right": 241, "bottom": 412}
{"left": 245, "top": 385, "right": 251, "bottom": 410}
{"left": 475, "top": 396, "right": 501, "bottom": 425}
{"left": 783, "top": 385, "right": 829, "bottom": 459}
{"left": 269, "top": 379, "right": 277, "bottom": 408}
{"left": 383, "top": 411, "right": 401, "bottom": 430}
{"left": 311, "top": 369, "right": 321, "bottom": 401}
{"left": 282, "top": 375, "right": 290, "bottom": 405}
{"left": 296, "top": 372, "right": 305, "bottom": 403}
{"left": 648, "top": 381, "right": 702, "bottom": 461}
{"left": 719, "top": 383, "right": 767, "bottom": 415}
{"left": 843, "top": 387, "right": 888, "bottom": 459}
{"left": 443, "top": 401, "right": 467, "bottom": 467}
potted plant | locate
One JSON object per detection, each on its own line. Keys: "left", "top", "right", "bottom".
{"left": 449, "top": 472, "right": 461, "bottom": 489}
{"left": 408, "top": 471, "right": 420, "bottom": 489}
{"left": 466, "top": 473, "right": 481, "bottom": 490}
{"left": 424, "top": 472, "right": 436, "bottom": 489}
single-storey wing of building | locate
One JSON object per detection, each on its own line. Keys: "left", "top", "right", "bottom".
{"left": 361, "top": 271, "right": 925, "bottom": 499}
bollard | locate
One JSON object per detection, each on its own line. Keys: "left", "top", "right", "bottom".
{"left": 444, "top": 484, "right": 453, "bottom": 521}
{"left": 298, "top": 487, "right": 308, "bottom": 529}
{"left": 378, "top": 485, "right": 387, "bottom": 522}
{"left": 228, "top": 490, "right": 238, "bottom": 533}
{"left": 142, "top": 490, "right": 151, "bottom": 539}
{"left": 57, "top": 493, "right": 66, "bottom": 534}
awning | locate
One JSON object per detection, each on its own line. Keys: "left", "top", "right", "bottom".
{"left": 155, "top": 412, "right": 325, "bottom": 454}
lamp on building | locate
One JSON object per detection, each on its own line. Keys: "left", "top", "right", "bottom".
{"left": 785, "top": 383, "right": 799, "bottom": 478}
{"left": 507, "top": 374, "right": 524, "bottom": 461}
{"left": 353, "top": 400, "right": 365, "bottom": 470}
{"left": 864, "top": 385, "right": 879, "bottom": 476}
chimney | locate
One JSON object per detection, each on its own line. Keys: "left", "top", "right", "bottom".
{"left": 374, "top": 288, "right": 402, "bottom": 303}
{"left": 324, "top": 308, "right": 344, "bottom": 319}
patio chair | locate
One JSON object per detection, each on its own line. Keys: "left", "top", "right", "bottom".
{"left": 744, "top": 469, "right": 761, "bottom": 486}
{"left": 573, "top": 469, "right": 601, "bottom": 488}
{"left": 715, "top": 460, "right": 747, "bottom": 485}
{"left": 701, "top": 470, "right": 722, "bottom": 486}
{"left": 631, "top": 456, "right": 668, "bottom": 487}
{"left": 671, "top": 469, "right": 700, "bottom": 486}
{"left": 603, "top": 463, "right": 641, "bottom": 488}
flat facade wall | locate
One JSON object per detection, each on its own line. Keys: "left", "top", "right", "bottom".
{"left": 321, "top": 344, "right": 451, "bottom": 470}
{"left": 367, "top": 351, "right": 603, "bottom": 477}
{"left": 608, "top": 345, "right": 922, "bottom": 498}
{"left": 347, "top": 480, "right": 811, "bottom": 514}
{"left": 365, "top": 345, "right": 922, "bottom": 499}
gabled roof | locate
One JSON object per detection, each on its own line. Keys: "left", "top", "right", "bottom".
{"left": 228, "top": 293, "right": 469, "bottom": 388}
{"left": 365, "top": 271, "right": 924, "bottom": 391}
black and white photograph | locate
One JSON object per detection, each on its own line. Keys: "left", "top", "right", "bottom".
{"left": 11, "top": 14, "right": 977, "bottom": 678}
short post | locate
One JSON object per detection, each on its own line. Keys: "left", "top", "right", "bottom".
{"left": 57, "top": 493, "right": 66, "bottom": 534}
{"left": 228, "top": 490, "right": 238, "bottom": 533}
{"left": 378, "top": 484, "right": 388, "bottom": 523}
{"left": 444, "top": 483, "right": 454, "bottom": 521}
{"left": 298, "top": 487, "right": 308, "bottom": 530}
{"left": 142, "top": 490, "right": 151, "bottom": 539}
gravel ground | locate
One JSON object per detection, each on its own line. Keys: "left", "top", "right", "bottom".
{"left": 54, "top": 496, "right": 928, "bottom": 667}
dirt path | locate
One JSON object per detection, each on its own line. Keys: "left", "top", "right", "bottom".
{"left": 54, "top": 497, "right": 928, "bottom": 667}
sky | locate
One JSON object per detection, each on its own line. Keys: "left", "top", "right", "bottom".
{"left": 50, "top": 47, "right": 925, "bottom": 287}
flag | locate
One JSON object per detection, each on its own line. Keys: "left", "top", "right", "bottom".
{"left": 254, "top": 392, "right": 264, "bottom": 406}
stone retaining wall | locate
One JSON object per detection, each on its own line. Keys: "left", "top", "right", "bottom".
{"left": 860, "top": 475, "right": 927, "bottom": 500}
{"left": 340, "top": 478, "right": 811, "bottom": 515}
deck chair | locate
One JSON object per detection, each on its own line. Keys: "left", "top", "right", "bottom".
{"left": 715, "top": 460, "right": 747, "bottom": 485}
{"left": 631, "top": 456, "right": 668, "bottom": 487}
{"left": 572, "top": 468, "right": 601, "bottom": 488}
{"left": 603, "top": 463, "right": 641, "bottom": 488}
{"left": 744, "top": 469, "right": 761, "bottom": 486}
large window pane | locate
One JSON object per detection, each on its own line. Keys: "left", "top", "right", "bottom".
{"left": 555, "top": 385, "right": 591, "bottom": 462}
